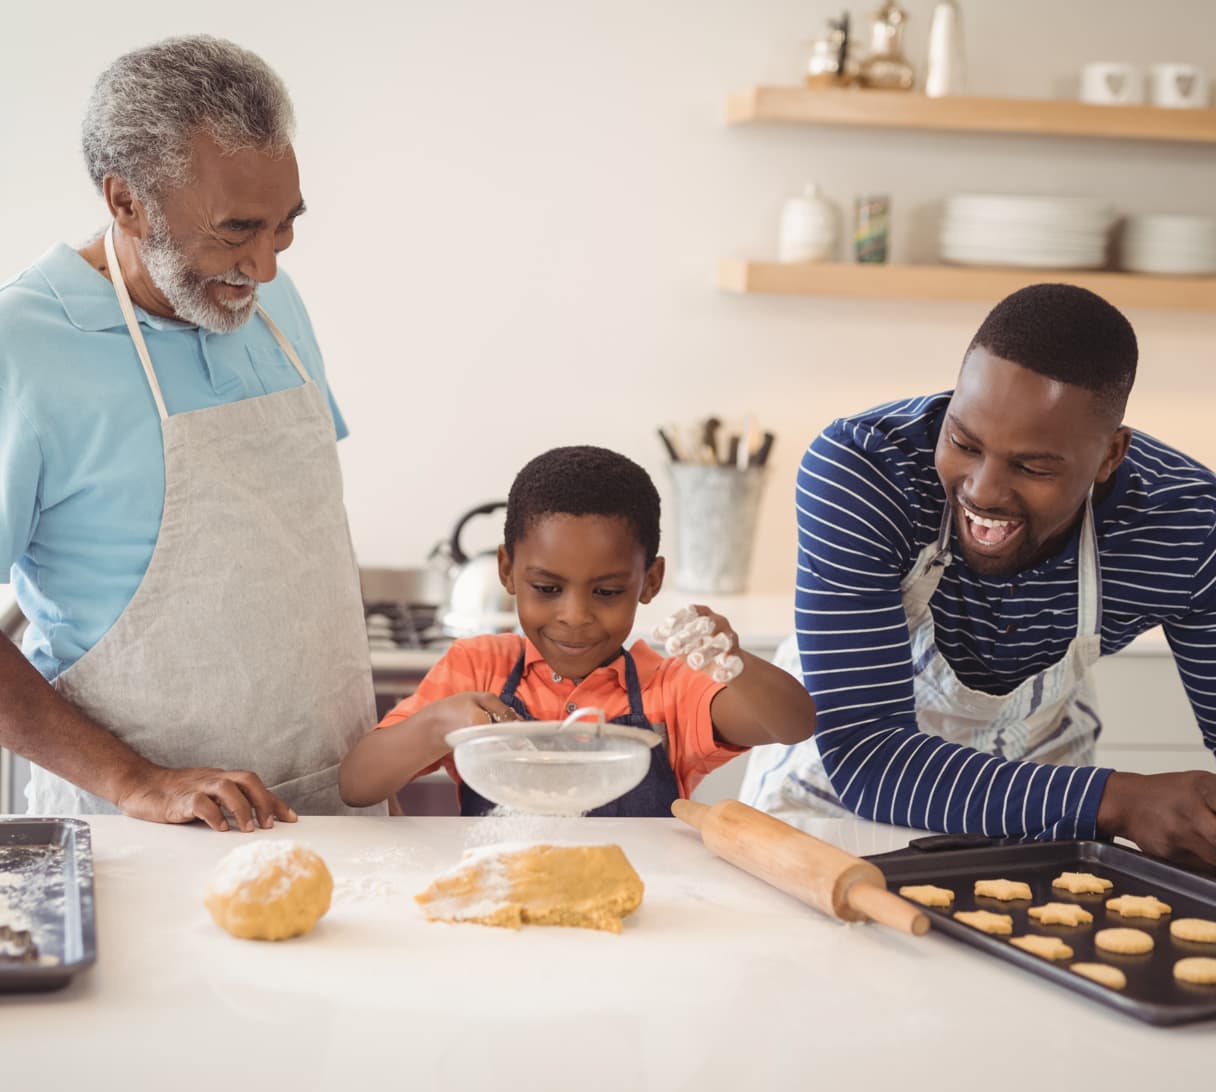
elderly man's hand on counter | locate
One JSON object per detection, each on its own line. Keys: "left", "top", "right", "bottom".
{"left": 115, "top": 763, "right": 298, "bottom": 833}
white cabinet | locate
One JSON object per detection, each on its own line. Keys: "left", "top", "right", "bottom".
{"left": 1091, "top": 643, "right": 1215, "bottom": 775}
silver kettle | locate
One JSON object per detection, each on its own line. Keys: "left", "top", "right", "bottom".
{"left": 429, "top": 501, "right": 517, "bottom": 637}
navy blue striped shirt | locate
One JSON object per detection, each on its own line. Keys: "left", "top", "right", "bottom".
{"left": 797, "top": 393, "right": 1216, "bottom": 838}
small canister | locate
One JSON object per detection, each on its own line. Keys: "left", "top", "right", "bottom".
{"left": 854, "top": 194, "right": 890, "bottom": 263}
{"left": 778, "top": 183, "right": 841, "bottom": 263}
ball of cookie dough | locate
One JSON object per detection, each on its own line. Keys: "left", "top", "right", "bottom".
{"left": 204, "top": 840, "right": 333, "bottom": 941}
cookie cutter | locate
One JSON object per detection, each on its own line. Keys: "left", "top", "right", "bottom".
{"left": 0, "top": 923, "right": 39, "bottom": 964}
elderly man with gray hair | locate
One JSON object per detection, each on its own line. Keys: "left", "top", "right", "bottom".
{"left": 0, "top": 36, "right": 386, "bottom": 827}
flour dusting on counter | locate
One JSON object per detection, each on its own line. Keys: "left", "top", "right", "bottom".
{"left": 332, "top": 843, "right": 438, "bottom": 904}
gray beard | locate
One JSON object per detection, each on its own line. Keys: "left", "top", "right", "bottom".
{"left": 140, "top": 210, "right": 259, "bottom": 333}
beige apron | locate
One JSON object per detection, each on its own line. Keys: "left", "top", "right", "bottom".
{"left": 742, "top": 499, "right": 1102, "bottom": 823}
{"left": 26, "top": 225, "right": 385, "bottom": 816}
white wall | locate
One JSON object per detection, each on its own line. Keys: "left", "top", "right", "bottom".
{"left": 3, "top": 1, "right": 1215, "bottom": 592}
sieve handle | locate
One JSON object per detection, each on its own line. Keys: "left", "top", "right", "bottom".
{"left": 559, "top": 706, "right": 608, "bottom": 736}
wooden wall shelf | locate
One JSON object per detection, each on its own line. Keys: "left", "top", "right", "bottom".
{"left": 718, "top": 260, "right": 1216, "bottom": 312}
{"left": 726, "top": 87, "right": 1216, "bottom": 144}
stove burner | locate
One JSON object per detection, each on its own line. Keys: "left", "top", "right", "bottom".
{"left": 364, "top": 601, "right": 444, "bottom": 650}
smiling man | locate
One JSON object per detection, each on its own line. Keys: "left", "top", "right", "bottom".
{"left": 0, "top": 37, "right": 385, "bottom": 826}
{"left": 743, "top": 283, "right": 1216, "bottom": 869}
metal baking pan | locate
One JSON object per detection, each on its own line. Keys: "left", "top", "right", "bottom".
{"left": 867, "top": 836, "right": 1216, "bottom": 1026}
{"left": 0, "top": 818, "right": 96, "bottom": 992}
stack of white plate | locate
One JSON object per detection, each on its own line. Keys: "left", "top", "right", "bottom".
{"left": 939, "top": 194, "right": 1114, "bottom": 269}
{"left": 1119, "top": 214, "right": 1216, "bottom": 275}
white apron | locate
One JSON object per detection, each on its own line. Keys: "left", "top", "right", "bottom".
{"left": 741, "top": 499, "right": 1102, "bottom": 823}
{"left": 26, "top": 226, "right": 385, "bottom": 817}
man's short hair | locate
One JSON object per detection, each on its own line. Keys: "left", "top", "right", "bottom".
{"left": 82, "top": 35, "right": 295, "bottom": 201}
{"left": 504, "top": 446, "right": 661, "bottom": 566}
{"left": 967, "top": 283, "right": 1138, "bottom": 420}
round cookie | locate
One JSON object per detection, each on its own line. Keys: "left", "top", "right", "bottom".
{"left": 1170, "top": 918, "right": 1216, "bottom": 944}
{"left": 1173, "top": 957, "right": 1216, "bottom": 985}
{"left": 1071, "top": 962, "right": 1127, "bottom": 990}
{"left": 205, "top": 840, "right": 333, "bottom": 941}
{"left": 1094, "top": 927, "right": 1154, "bottom": 956}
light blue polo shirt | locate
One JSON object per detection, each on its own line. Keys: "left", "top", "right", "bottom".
{"left": 0, "top": 242, "right": 349, "bottom": 681}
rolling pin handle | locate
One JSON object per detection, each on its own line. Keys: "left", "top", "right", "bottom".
{"left": 846, "top": 881, "right": 931, "bottom": 936}
{"left": 671, "top": 798, "right": 709, "bottom": 830}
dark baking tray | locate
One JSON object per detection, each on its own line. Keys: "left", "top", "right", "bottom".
{"left": 0, "top": 818, "right": 96, "bottom": 992}
{"left": 867, "top": 837, "right": 1216, "bottom": 1026}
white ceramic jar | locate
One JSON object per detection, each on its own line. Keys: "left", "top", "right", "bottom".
{"left": 778, "top": 183, "right": 841, "bottom": 262}
{"left": 925, "top": 1, "right": 966, "bottom": 98}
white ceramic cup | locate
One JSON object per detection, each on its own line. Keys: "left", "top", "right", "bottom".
{"left": 1079, "top": 62, "right": 1143, "bottom": 105}
{"left": 1080, "top": 62, "right": 1143, "bottom": 105}
{"left": 1149, "top": 63, "right": 1209, "bottom": 109}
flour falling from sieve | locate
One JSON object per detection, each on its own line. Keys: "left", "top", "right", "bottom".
{"left": 463, "top": 806, "right": 581, "bottom": 849}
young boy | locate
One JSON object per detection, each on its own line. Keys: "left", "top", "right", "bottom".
{"left": 338, "top": 445, "right": 816, "bottom": 815}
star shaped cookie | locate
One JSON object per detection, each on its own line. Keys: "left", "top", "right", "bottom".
{"left": 1027, "top": 902, "right": 1094, "bottom": 927}
{"left": 1106, "top": 894, "right": 1172, "bottom": 920}
{"left": 1071, "top": 963, "right": 1127, "bottom": 990}
{"left": 1010, "top": 934, "right": 1073, "bottom": 960}
{"left": 953, "top": 909, "right": 1013, "bottom": 935}
{"left": 898, "top": 884, "right": 955, "bottom": 908}
{"left": 1051, "top": 871, "right": 1113, "bottom": 895}
{"left": 974, "top": 878, "right": 1032, "bottom": 901}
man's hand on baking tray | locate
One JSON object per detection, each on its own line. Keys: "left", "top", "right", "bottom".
{"left": 115, "top": 765, "right": 297, "bottom": 833}
{"left": 1097, "top": 770, "right": 1216, "bottom": 871}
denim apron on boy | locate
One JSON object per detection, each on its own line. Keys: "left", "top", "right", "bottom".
{"left": 27, "top": 225, "right": 385, "bottom": 817}
{"left": 741, "top": 498, "right": 1103, "bottom": 823}
{"left": 459, "top": 647, "right": 680, "bottom": 817}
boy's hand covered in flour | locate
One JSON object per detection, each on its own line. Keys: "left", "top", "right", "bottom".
{"left": 653, "top": 605, "right": 745, "bottom": 683}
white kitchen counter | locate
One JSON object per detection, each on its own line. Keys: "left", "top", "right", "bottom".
{"left": 0, "top": 815, "right": 1205, "bottom": 1088}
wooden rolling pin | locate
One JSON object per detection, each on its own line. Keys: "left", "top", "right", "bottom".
{"left": 672, "top": 798, "right": 929, "bottom": 936}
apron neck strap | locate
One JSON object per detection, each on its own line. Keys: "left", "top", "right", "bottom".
{"left": 934, "top": 497, "right": 953, "bottom": 556}
{"left": 1076, "top": 491, "right": 1101, "bottom": 638}
{"left": 256, "top": 306, "right": 311, "bottom": 384}
{"left": 104, "top": 224, "right": 168, "bottom": 421}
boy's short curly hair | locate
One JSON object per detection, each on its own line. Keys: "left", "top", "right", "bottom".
{"left": 967, "top": 283, "right": 1138, "bottom": 420}
{"left": 504, "top": 446, "right": 661, "bottom": 566}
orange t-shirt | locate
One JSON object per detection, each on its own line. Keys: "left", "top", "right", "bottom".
{"left": 378, "top": 634, "right": 743, "bottom": 798}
